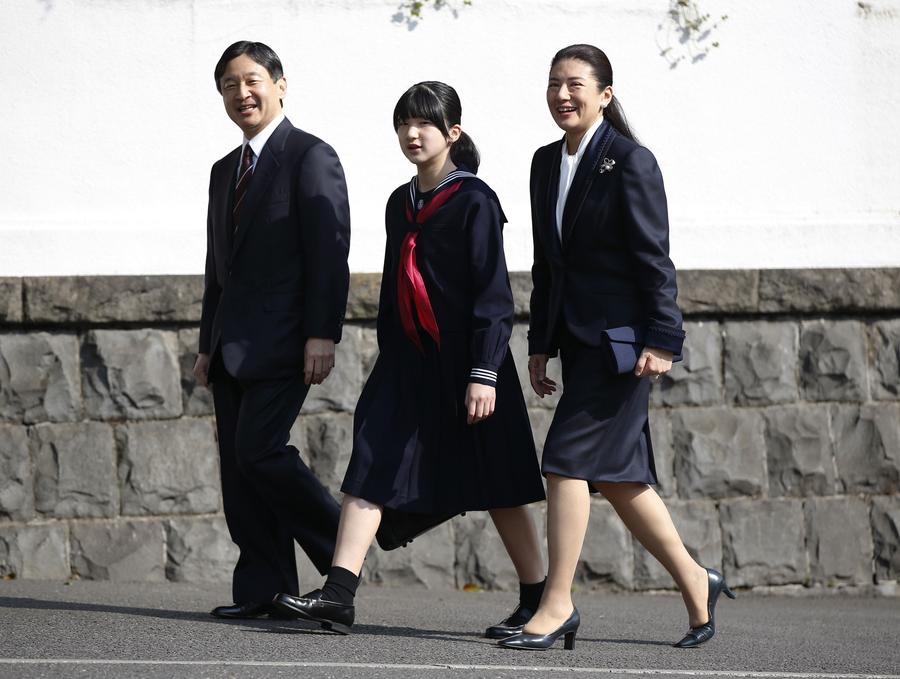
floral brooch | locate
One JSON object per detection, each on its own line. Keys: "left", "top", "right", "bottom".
{"left": 598, "top": 158, "right": 616, "bottom": 174}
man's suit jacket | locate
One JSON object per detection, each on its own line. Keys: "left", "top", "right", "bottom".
{"left": 527, "top": 123, "right": 685, "bottom": 358}
{"left": 199, "top": 117, "right": 351, "bottom": 380}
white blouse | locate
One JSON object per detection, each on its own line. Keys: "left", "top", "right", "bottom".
{"left": 556, "top": 116, "right": 605, "bottom": 240}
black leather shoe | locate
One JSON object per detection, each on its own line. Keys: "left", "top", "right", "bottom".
{"left": 484, "top": 604, "right": 536, "bottom": 639}
{"left": 673, "top": 568, "right": 736, "bottom": 648}
{"left": 210, "top": 602, "right": 296, "bottom": 619}
{"left": 497, "top": 608, "right": 580, "bottom": 651}
{"left": 271, "top": 589, "right": 355, "bottom": 635}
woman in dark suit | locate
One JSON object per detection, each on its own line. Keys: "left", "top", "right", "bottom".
{"left": 499, "top": 44, "right": 735, "bottom": 652}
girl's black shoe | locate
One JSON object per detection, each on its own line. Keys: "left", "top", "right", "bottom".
{"left": 271, "top": 590, "right": 354, "bottom": 635}
{"left": 484, "top": 604, "right": 535, "bottom": 639}
{"left": 673, "top": 567, "right": 736, "bottom": 648}
{"left": 497, "top": 608, "right": 580, "bottom": 651}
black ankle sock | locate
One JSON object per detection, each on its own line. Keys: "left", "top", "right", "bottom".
{"left": 321, "top": 566, "right": 360, "bottom": 606}
{"left": 519, "top": 578, "right": 546, "bottom": 611}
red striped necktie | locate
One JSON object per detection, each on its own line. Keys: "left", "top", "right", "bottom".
{"left": 232, "top": 144, "right": 254, "bottom": 229}
{"left": 397, "top": 180, "right": 463, "bottom": 352}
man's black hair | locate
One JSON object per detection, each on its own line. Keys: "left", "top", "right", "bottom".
{"left": 214, "top": 41, "right": 284, "bottom": 93}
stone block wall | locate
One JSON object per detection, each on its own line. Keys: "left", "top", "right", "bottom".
{"left": 1, "top": 269, "right": 899, "bottom": 593}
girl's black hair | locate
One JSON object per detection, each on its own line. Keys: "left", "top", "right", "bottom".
{"left": 393, "top": 81, "right": 480, "bottom": 173}
{"left": 551, "top": 44, "right": 638, "bottom": 143}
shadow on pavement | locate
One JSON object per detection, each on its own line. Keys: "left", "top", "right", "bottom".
{"left": 0, "top": 596, "right": 483, "bottom": 642}
{"left": 253, "top": 621, "right": 485, "bottom": 643}
{"left": 0, "top": 596, "right": 292, "bottom": 632}
{"left": 0, "top": 596, "right": 675, "bottom": 648}
{"left": 593, "top": 637, "right": 673, "bottom": 647}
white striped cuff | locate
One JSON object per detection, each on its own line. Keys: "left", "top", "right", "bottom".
{"left": 469, "top": 368, "right": 498, "bottom": 384}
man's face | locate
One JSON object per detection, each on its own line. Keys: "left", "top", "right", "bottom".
{"left": 219, "top": 54, "right": 286, "bottom": 139}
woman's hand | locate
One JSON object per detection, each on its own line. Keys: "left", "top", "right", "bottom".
{"left": 528, "top": 354, "right": 558, "bottom": 398}
{"left": 634, "top": 347, "right": 674, "bottom": 380}
{"left": 192, "top": 353, "right": 211, "bottom": 388}
{"left": 465, "top": 383, "right": 496, "bottom": 424}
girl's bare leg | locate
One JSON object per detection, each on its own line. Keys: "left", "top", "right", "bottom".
{"left": 331, "top": 494, "right": 383, "bottom": 575}
{"left": 489, "top": 506, "right": 545, "bottom": 584}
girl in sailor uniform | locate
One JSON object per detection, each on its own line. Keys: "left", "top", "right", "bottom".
{"left": 273, "top": 81, "right": 546, "bottom": 637}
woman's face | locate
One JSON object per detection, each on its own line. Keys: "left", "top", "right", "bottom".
{"left": 546, "top": 58, "right": 612, "bottom": 137}
{"left": 397, "top": 117, "right": 460, "bottom": 167}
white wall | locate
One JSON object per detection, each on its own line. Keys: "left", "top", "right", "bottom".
{"left": 2, "top": 0, "right": 899, "bottom": 275}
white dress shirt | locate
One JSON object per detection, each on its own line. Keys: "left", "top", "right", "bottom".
{"left": 236, "top": 112, "right": 286, "bottom": 179}
{"left": 555, "top": 116, "right": 605, "bottom": 240}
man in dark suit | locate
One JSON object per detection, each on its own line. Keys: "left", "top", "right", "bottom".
{"left": 192, "top": 41, "right": 350, "bottom": 619}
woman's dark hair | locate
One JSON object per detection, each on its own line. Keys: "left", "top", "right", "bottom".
{"left": 214, "top": 41, "right": 284, "bottom": 95}
{"left": 393, "top": 81, "right": 480, "bottom": 174}
{"left": 551, "top": 44, "right": 637, "bottom": 143}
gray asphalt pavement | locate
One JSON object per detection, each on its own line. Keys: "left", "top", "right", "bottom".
{"left": 0, "top": 580, "right": 898, "bottom": 679}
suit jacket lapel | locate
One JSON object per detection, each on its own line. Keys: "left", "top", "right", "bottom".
{"left": 215, "top": 147, "right": 241, "bottom": 265}
{"left": 231, "top": 117, "right": 291, "bottom": 256}
{"left": 560, "top": 122, "right": 617, "bottom": 249}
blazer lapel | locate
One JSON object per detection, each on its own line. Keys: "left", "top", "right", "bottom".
{"left": 231, "top": 117, "right": 291, "bottom": 256}
{"left": 543, "top": 138, "right": 564, "bottom": 259}
{"left": 560, "top": 122, "right": 617, "bottom": 249}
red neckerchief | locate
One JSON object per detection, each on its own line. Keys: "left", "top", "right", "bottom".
{"left": 397, "top": 180, "right": 464, "bottom": 352}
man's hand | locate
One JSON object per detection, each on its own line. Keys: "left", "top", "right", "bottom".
{"left": 528, "top": 354, "right": 557, "bottom": 398}
{"left": 192, "top": 353, "right": 211, "bottom": 388}
{"left": 304, "top": 338, "right": 336, "bottom": 385}
{"left": 634, "top": 346, "right": 674, "bottom": 379}
{"left": 465, "top": 383, "right": 496, "bottom": 425}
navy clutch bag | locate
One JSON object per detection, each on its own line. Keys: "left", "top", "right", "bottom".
{"left": 600, "top": 326, "right": 683, "bottom": 375}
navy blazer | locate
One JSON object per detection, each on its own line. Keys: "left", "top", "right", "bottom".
{"left": 199, "top": 117, "right": 351, "bottom": 379}
{"left": 527, "top": 123, "right": 685, "bottom": 358}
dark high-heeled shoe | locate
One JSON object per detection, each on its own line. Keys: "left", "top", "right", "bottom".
{"left": 673, "top": 567, "right": 736, "bottom": 648}
{"left": 497, "top": 608, "right": 580, "bottom": 651}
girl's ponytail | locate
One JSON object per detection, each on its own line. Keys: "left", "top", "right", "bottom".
{"left": 450, "top": 130, "right": 480, "bottom": 174}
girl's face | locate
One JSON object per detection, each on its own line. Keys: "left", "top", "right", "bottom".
{"left": 546, "top": 58, "right": 612, "bottom": 137}
{"left": 397, "top": 117, "right": 460, "bottom": 167}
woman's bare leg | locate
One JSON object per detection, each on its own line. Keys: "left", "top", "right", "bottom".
{"left": 595, "top": 482, "right": 709, "bottom": 627}
{"left": 523, "top": 474, "right": 591, "bottom": 634}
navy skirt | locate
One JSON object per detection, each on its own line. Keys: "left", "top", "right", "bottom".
{"left": 541, "top": 330, "right": 658, "bottom": 485}
{"left": 341, "top": 328, "right": 546, "bottom": 514}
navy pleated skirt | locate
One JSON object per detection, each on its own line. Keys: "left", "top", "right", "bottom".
{"left": 541, "top": 330, "right": 658, "bottom": 485}
{"left": 341, "top": 329, "right": 546, "bottom": 514}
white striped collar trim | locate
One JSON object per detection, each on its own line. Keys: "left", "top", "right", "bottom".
{"left": 408, "top": 170, "right": 477, "bottom": 205}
